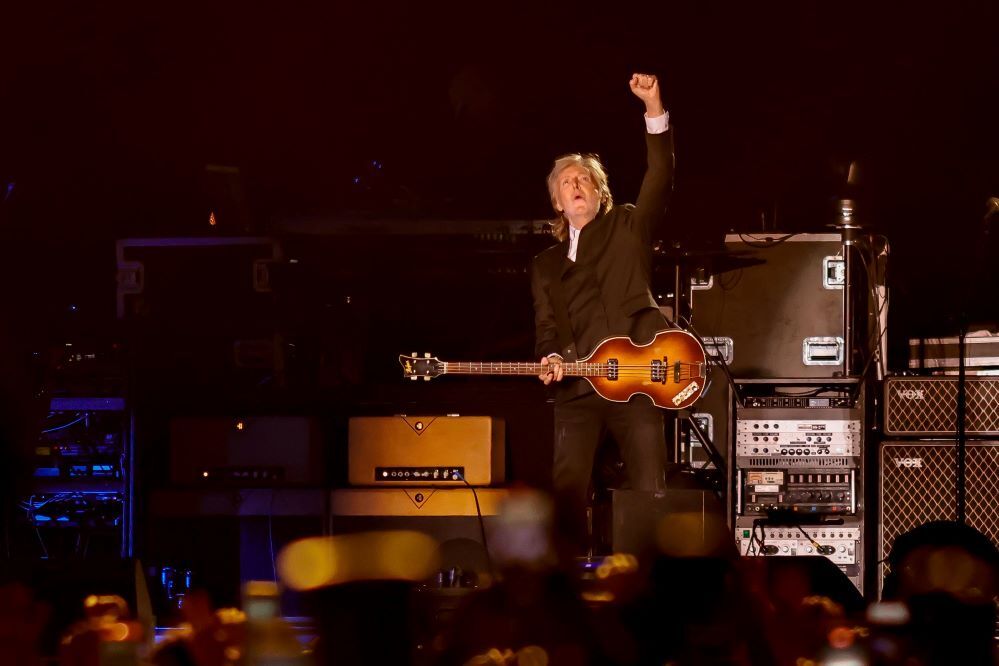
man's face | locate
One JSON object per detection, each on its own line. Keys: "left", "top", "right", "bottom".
{"left": 554, "top": 165, "right": 602, "bottom": 227}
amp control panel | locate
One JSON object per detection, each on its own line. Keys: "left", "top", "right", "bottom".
{"left": 374, "top": 466, "right": 466, "bottom": 483}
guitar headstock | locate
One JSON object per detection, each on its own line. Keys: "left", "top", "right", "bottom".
{"left": 399, "top": 353, "right": 444, "bottom": 381}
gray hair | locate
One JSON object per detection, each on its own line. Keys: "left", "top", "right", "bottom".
{"left": 545, "top": 154, "right": 613, "bottom": 241}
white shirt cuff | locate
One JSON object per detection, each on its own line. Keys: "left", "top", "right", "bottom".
{"left": 645, "top": 111, "right": 669, "bottom": 134}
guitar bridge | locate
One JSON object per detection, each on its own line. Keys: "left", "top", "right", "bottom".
{"left": 607, "top": 359, "right": 619, "bottom": 381}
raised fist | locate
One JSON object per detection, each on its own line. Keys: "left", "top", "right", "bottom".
{"left": 629, "top": 73, "right": 664, "bottom": 116}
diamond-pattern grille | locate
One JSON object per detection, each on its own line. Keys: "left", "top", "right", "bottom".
{"left": 879, "top": 442, "right": 999, "bottom": 589}
{"left": 885, "top": 378, "right": 999, "bottom": 435}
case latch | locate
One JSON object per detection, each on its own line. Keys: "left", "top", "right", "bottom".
{"left": 823, "top": 256, "right": 845, "bottom": 289}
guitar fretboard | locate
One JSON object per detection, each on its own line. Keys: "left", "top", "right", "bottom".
{"left": 443, "top": 362, "right": 608, "bottom": 377}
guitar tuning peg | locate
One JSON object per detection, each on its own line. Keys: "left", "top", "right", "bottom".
{"left": 422, "top": 376, "right": 430, "bottom": 381}
{"left": 423, "top": 353, "right": 430, "bottom": 358}
{"left": 410, "top": 376, "right": 418, "bottom": 381}
{"left": 411, "top": 352, "right": 418, "bottom": 357}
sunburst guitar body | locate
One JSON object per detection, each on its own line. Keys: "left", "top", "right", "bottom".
{"left": 400, "top": 328, "right": 707, "bottom": 410}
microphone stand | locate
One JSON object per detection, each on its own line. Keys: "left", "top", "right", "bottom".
{"left": 955, "top": 202, "right": 997, "bottom": 522}
{"left": 956, "top": 322, "right": 966, "bottom": 524}
{"left": 835, "top": 199, "right": 862, "bottom": 380}
{"left": 660, "top": 242, "right": 727, "bottom": 500}
{"left": 954, "top": 199, "right": 997, "bottom": 524}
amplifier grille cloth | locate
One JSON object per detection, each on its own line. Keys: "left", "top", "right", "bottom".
{"left": 884, "top": 378, "right": 999, "bottom": 435}
{"left": 880, "top": 442, "right": 999, "bottom": 586}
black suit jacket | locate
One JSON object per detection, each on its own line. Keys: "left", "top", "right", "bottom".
{"left": 531, "top": 128, "right": 675, "bottom": 401}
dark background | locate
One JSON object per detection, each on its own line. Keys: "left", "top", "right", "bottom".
{"left": 1, "top": 2, "right": 998, "bottom": 479}
{"left": 0, "top": 0, "right": 997, "bottom": 618}
{"left": 2, "top": 1, "right": 997, "bottom": 345}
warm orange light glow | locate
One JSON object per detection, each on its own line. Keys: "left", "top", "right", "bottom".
{"left": 216, "top": 608, "right": 246, "bottom": 624}
{"left": 236, "top": 421, "right": 245, "bottom": 431}
{"left": 465, "top": 646, "right": 550, "bottom": 665}
{"left": 802, "top": 595, "right": 843, "bottom": 616}
{"left": 83, "top": 594, "right": 128, "bottom": 620}
{"left": 596, "top": 553, "right": 639, "bottom": 579}
{"left": 106, "top": 622, "right": 130, "bottom": 642}
{"left": 244, "top": 580, "right": 279, "bottom": 598}
{"left": 517, "top": 646, "right": 548, "bottom": 665}
{"left": 466, "top": 648, "right": 511, "bottom": 665}
{"left": 277, "top": 538, "right": 337, "bottom": 591}
{"left": 827, "top": 626, "right": 854, "bottom": 649}
{"left": 277, "top": 531, "right": 440, "bottom": 590}
{"left": 209, "top": 211, "right": 217, "bottom": 226}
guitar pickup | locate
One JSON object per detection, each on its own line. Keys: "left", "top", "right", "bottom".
{"left": 607, "top": 359, "right": 619, "bottom": 381}
{"left": 650, "top": 359, "right": 665, "bottom": 384}
{"left": 674, "top": 361, "right": 682, "bottom": 383}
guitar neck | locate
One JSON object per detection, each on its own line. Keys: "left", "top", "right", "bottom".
{"left": 442, "top": 361, "right": 605, "bottom": 378}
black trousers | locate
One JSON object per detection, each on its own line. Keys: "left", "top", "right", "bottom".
{"left": 552, "top": 391, "right": 667, "bottom": 527}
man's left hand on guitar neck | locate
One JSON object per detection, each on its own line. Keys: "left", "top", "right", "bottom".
{"left": 539, "top": 354, "right": 564, "bottom": 385}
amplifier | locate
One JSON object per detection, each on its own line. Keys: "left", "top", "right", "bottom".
{"left": 170, "top": 416, "right": 323, "bottom": 485}
{"left": 348, "top": 416, "right": 504, "bottom": 487}
{"left": 330, "top": 488, "right": 509, "bottom": 516}
{"left": 328, "top": 488, "right": 511, "bottom": 578}
{"left": 884, "top": 377, "right": 999, "bottom": 436}
{"left": 878, "top": 441, "right": 999, "bottom": 590}
{"left": 736, "top": 468, "right": 856, "bottom": 516}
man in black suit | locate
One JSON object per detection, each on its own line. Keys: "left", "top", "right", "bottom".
{"left": 532, "top": 73, "right": 675, "bottom": 530}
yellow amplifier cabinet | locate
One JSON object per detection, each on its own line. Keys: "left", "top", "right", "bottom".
{"left": 330, "top": 487, "right": 510, "bottom": 516}
{"left": 348, "top": 415, "right": 504, "bottom": 486}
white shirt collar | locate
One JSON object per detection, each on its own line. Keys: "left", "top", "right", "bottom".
{"left": 567, "top": 224, "right": 581, "bottom": 262}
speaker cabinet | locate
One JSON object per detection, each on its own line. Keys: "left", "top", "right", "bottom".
{"left": 884, "top": 377, "right": 999, "bottom": 436}
{"left": 611, "top": 489, "right": 727, "bottom": 557}
{"left": 878, "top": 441, "right": 999, "bottom": 591}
